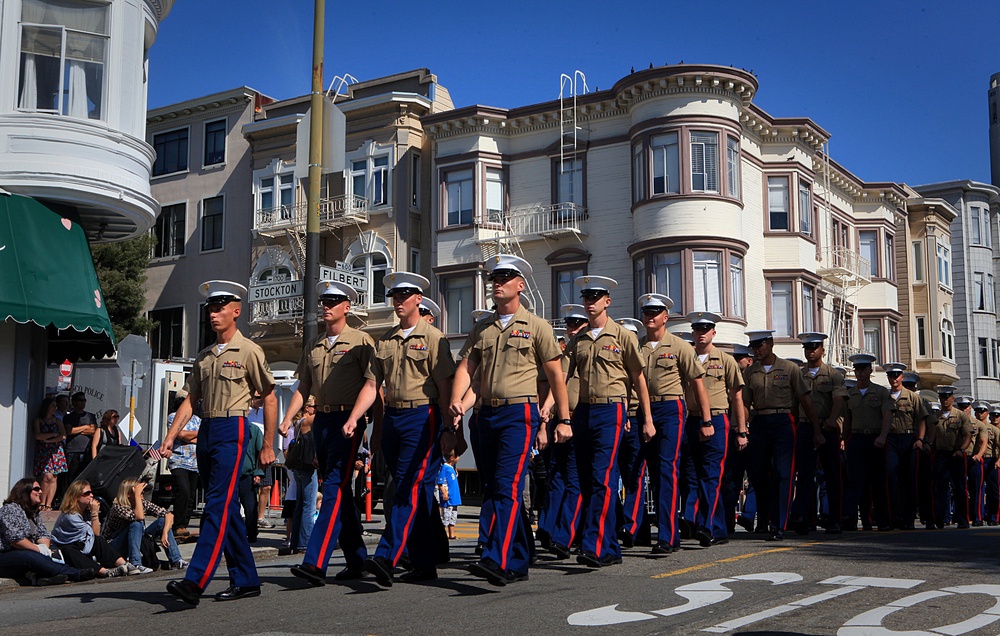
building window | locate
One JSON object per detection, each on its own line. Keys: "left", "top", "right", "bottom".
{"left": 651, "top": 132, "right": 679, "bottom": 195}
{"left": 730, "top": 254, "right": 745, "bottom": 318}
{"left": 444, "top": 168, "right": 473, "bottom": 226}
{"left": 18, "top": 0, "right": 109, "bottom": 120}
{"left": 689, "top": 131, "right": 718, "bottom": 193}
{"left": 411, "top": 153, "right": 421, "bottom": 209}
{"left": 372, "top": 156, "right": 390, "bottom": 206}
{"left": 802, "top": 284, "right": 816, "bottom": 333}
{"left": 442, "top": 275, "right": 475, "bottom": 335}
{"left": 768, "top": 176, "right": 789, "bottom": 231}
{"left": 200, "top": 195, "right": 224, "bottom": 251}
{"left": 936, "top": 242, "right": 952, "bottom": 288}
{"left": 799, "top": 181, "right": 813, "bottom": 236}
{"left": 863, "top": 319, "right": 882, "bottom": 361}
{"left": 976, "top": 272, "right": 987, "bottom": 311}
{"left": 888, "top": 321, "right": 899, "bottom": 362}
{"left": 770, "top": 281, "right": 793, "bottom": 338}
{"left": 554, "top": 266, "right": 585, "bottom": 312}
{"left": 971, "top": 206, "right": 982, "bottom": 245}
{"left": 632, "top": 144, "right": 644, "bottom": 202}
{"left": 152, "top": 129, "right": 189, "bottom": 177}
{"left": 912, "top": 240, "right": 924, "bottom": 282}
{"left": 486, "top": 167, "right": 505, "bottom": 224}
{"left": 986, "top": 209, "right": 994, "bottom": 247}
{"left": 147, "top": 307, "right": 183, "bottom": 359}
{"left": 348, "top": 147, "right": 391, "bottom": 207}
{"left": 204, "top": 119, "right": 226, "bottom": 166}
{"left": 915, "top": 316, "right": 927, "bottom": 357}
{"left": 652, "top": 251, "right": 683, "bottom": 314}
{"left": 259, "top": 174, "right": 295, "bottom": 219}
{"left": 152, "top": 203, "right": 185, "bottom": 259}
{"left": 859, "top": 230, "right": 878, "bottom": 278}
{"left": 727, "top": 137, "right": 741, "bottom": 199}
{"left": 994, "top": 340, "right": 1000, "bottom": 377}
{"left": 351, "top": 252, "right": 388, "bottom": 307}
{"left": 941, "top": 317, "right": 955, "bottom": 362}
{"left": 198, "top": 303, "right": 215, "bottom": 351}
{"left": 884, "top": 232, "right": 895, "bottom": 281}
{"left": 980, "top": 338, "right": 991, "bottom": 377}
{"left": 692, "top": 251, "right": 722, "bottom": 313}
{"left": 409, "top": 248, "right": 420, "bottom": 274}
{"left": 990, "top": 274, "right": 996, "bottom": 312}
{"left": 556, "top": 158, "right": 584, "bottom": 208}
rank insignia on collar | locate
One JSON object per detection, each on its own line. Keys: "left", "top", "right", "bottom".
{"left": 409, "top": 344, "right": 428, "bottom": 351}
{"left": 222, "top": 360, "right": 243, "bottom": 369}
{"left": 510, "top": 330, "right": 531, "bottom": 339}
{"left": 602, "top": 344, "right": 622, "bottom": 354}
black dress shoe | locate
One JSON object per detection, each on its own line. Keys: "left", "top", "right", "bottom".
{"left": 469, "top": 559, "right": 507, "bottom": 586}
{"left": 504, "top": 570, "right": 529, "bottom": 584}
{"left": 167, "top": 579, "right": 202, "bottom": 606}
{"left": 678, "top": 518, "right": 693, "bottom": 540}
{"left": 766, "top": 530, "right": 785, "bottom": 542}
{"left": 290, "top": 563, "right": 326, "bottom": 587}
{"left": 475, "top": 543, "right": 485, "bottom": 556}
{"left": 618, "top": 529, "right": 635, "bottom": 548}
{"left": 736, "top": 516, "right": 755, "bottom": 533}
{"left": 709, "top": 537, "right": 729, "bottom": 546}
{"left": 651, "top": 543, "right": 673, "bottom": 556}
{"left": 695, "top": 529, "right": 713, "bottom": 547}
{"left": 549, "top": 542, "right": 571, "bottom": 559}
{"left": 399, "top": 568, "right": 437, "bottom": 583}
{"left": 333, "top": 566, "right": 365, "bottom": 581}
{"left": 364, "top": 556, "right": 394, "bottom": 588}
{"left": 398, "top": 554, "right": 413, "bottom": 571}
{"left": 214, "top": 585, "right": 261, "bottom": 601}
{"left": 576, "top": 551, "right": 602, "bottom": 568}
{"left": 536, "top": 529, "right": 552, "bottom": 550}
{"left": 599, "top": 554, "right": 623, "bottom": 566}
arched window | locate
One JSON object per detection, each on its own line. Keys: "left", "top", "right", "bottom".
{"left": 345, "top": 231, "right": 393, "bottom": 308}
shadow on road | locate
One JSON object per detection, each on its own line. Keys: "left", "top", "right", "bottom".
{"left": 51, "top": 590, "right": 194, "bottom": 613}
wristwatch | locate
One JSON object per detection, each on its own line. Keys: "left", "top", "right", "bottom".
{"left": 701, "top": 421, "right": 713, "bottom": 428}
{"left": 737, "top": 432, "right": 748, "bottom": 439}
{"left": 559, "top": 419, "right": 572, "bottom": 426}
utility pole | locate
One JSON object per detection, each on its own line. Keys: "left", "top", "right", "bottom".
{"left": 303, "top": 0, "right": 325, "bottom": 348}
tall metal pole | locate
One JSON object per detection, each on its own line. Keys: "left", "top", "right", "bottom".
{"left": 303, "top": 0, "right": 325, "bottom": 349}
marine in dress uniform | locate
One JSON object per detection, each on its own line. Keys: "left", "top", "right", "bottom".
{"left": 684, "top": 312, "right": 746, "bottom": 546}
{"left": 985, "top": 405, "right": 1000, "bottom": 524}
{"left": 742, "top": 330, "right": 822, "bottom": 541}
{"left": 967, "top": 401, "right": 991, "bottom": 526}
{"left": 882, "top": 363, "right": 930, "bottom": 530}
{"left": 723, "top": 343, "right": 756, "bottom": 533}
{"left": 163, "top": 281, "right": 277, "bottom": 606}
{"left": 284, "top": 281, "right": 378, "bottom": 587}
{"left": 636, "top": 294, "right": 710, "bottom": 554}
{"left": 366, "top": 273, "right": 456, "bottom": 586}
{"left": 931, "top": 386, "right": 974, "bottom": 529}
{"left": 451, "top": 255, "right": 569, "bottom": 586}
{"left": 791, "top": 333, "right": 847, "bottom": 535}
{"left": 615, "top": 317, "right": 648, "bottom": 549}
{"left": 461, "top": 309, "right": 495, "bottom": 553}
{"left": 542, "top": 304, "right": 589, "bottom": 559}
{"left": 565, "top": 276, "right": 653, "bottom": 567}
{"left": 902, "top": 372, "right": 938, "bottom": 527}
{"left": 842, "top": 354, "right": 894, "bottom": 531}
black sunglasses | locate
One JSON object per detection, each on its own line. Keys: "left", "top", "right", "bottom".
{"left": 581, "top": 291, "right": 608, "bottom": 301}
{"left": 692, "top": 324, "right": 714, "bottom": 332}
{"left": 886, "top": 371, "right": 903, "bottom": 378}
{"left": 749, "top": 340, "right": 769, "bottom": 348}
{"left": 31, "top": 486, "right": 42, "bottom": 492}
{"left": 321, "top": 298, "right": 347, "bottom": 307}
{"left": 641, "top": 308, "right": 665, "bottom": 317}
{"left": 802, "top": 343, "right": 822, "bottom": 350}
{"left": 81, "top": 490, "right": 93, "bottom": 497}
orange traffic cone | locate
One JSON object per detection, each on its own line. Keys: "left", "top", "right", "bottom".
{"left": 269, "top": 476, "right": 282, "bottom": 512}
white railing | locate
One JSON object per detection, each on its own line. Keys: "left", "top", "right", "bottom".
{"left": 254, "top": 194, "right": 370, "bottom": 231}
{"left": 476, "top": 202, "right": 587, "bottom": 242}
{"left": 250, "top": 297, "right": 304, "bottom": 324}
{"left": 817, "top": 246, "right": 871, "bottom": 284}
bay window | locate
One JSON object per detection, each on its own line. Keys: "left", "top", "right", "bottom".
{"left": 651, "top": 133, "right": 679, "bottom": 195}
{"left": 444, "top": 168, "right": 474, "bottom": 226}
{"left": 692, "top": 251, "right": 722, "bottom": 313}
{"left": 770, "top": 281, "right": 793, "bottom": 338}
{"left": 768, "top": 176, "right": 789, "bottom": 231}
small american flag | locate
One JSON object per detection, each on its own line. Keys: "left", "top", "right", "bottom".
{"left": 146, "top": 440, "right": 162, "bottom": 461}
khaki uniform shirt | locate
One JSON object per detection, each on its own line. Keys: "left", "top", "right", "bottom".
{"left": 561, "top": 355, "right": 580, "bottom": 413}
{"left": 967, "top": 420, "right": 990, "bottom": 456}
{"left": 640, "top": 333, "right": 705, "bottom": 400}
{"left": 460, "top": 305, "right": 562, "bottom": 402}
{"left": 374, "top": 319, "right": 455, "bottom": 403}
{"left": 985, "top": 424, "right": 1000, "bottom": 459}
{"left": 742, "top": 357, "right": 809, "bottom": 411}
{"left": 566, "top": 319, "right": 645, "bottom": 401}
{"left": 933, "top": 409, "right": 975, "bottom": 453}
{"left": 184, "top": 330, "right": 274, "bottom": 418}
{"left": 688, "top": 347, "right": 743, "bottom": 415}
{"left": 890, "top": 387, "right": 930, "bottom": 435}
{"left": 845, "top": 384, "right": 894, "bottom": 435}
{"left": 801, "top": 363, "right": 848, "bottom": 422}
{"left": 295, "top": 327, "right": 376, "bottom": 407}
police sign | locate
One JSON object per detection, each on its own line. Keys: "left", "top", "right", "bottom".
{"left": 249, "top": 280, "right": 304, "bottom": 301}
{"left": 320, "top": 263, "right": 369, "bottom": 293}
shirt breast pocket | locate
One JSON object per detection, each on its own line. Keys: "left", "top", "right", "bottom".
{"left": 503, "top": 336, "right": 531, "bottom": 361}
{"left": 655, "top": 355, "right": 677, "bottom": 371}
{"left": 598, "top": 346, "right": 623, "bottom": 366}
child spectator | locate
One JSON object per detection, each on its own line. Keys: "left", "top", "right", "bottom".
{"left": 437, "top": 451, "right": 462, "bottom": 540}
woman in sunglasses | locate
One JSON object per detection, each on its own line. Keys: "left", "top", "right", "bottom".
{"left": 51, "top": 481, "right": 132, "bottom": 577}
{"left": 90, "top": 409, "right": 123, "bottom": 460}
{"left": 0, "top": 478, "right": 95, "bottom": 585}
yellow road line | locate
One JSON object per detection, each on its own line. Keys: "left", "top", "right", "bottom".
{"left": 651, "top": 541, "right": 821, "bottom": 579}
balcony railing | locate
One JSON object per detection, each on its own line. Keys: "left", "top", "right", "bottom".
{"left": 250, "top": 296, "right": 304, "bottom": 324}
{"left": 254, "top": 194, "right": 370, "bottom": 234}
{"left": 816, "top": 246, "right": 871, "bottom": 287}
{"left": 475, "top": 202, "right": 587, "bottom": 244}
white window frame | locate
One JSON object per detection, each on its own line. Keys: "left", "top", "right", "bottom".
{"left": 346, "top": 232, "right": 393, "bottom": 309}
{"left": 980, "top": 337, "right": 992, "bottom": 377}
{"left": 937, "top": 241, "right": 952, "bottom": 289}
{"left": 443, "top": 167, "right": 474, "bottom": 227}
{"left": 769, "top": 280, "right": 794, "bottom": 338}
{"left": 652, "top": 251, "right": 684, "bottom": 314}
{"left": 730, "top": 254, "right": 745, "bottom": 319}
{"left": 976, "top": 272, "right": 987, "bottom": 311}
{"left": 915, "top": 315, "right": 927, "bottom": 358}
{"left": 941, "top": 317, "right": 955, "bottom": 363}
{"left": 862, "top": 318, "right": 882, "bottom": 362}
{"left": 971, "top": 206, "right": 982, "bottom": 245}
{"left": 258, "top": 172, "right": 296, "bottom": 222}
{"left": 346, "top": 142, "right": 392, "bottom": 209}
{"left": 486, "top": 167, "right": 505, "bottom": 224}
{"left": 726, "top": 136, "right": 741, "bottom": 199}
{"left": 798, "top": 180, "right": 813, "bottom": 236}
{"left": 767, "top": 176, "right": 790, "bottom": 231}
{"left": 689, "top": 131, "right": 719, "bottom": 193}
{"left": 692, "top": 251, "right": 722, "bottom": 313}
{"left": 911, "top": 240, "right": 924, "bottom": 283}
{"left": 859, "top": 230, "right": 879, "bottom": 278}
{"left": 802, "top": 283, "right": 816, "bottom": 333}
{"left": 651, "top": 132, "right": 680, "bottom": 195}
{"left": 441, "top": 274, "right": 476, "bottom": 336}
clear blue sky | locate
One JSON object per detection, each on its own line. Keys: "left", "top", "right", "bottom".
{"left": 149, "top": 0, "right": 1000, "bottom": 187}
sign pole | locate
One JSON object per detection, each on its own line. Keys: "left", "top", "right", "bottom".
{"left": 303, "top": 0, "right": 325, "bottom": 349}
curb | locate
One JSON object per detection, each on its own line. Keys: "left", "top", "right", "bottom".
{"left": 0, "top": 577, "right": 19, "bottom": 592}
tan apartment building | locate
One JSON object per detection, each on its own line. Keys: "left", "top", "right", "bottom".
{"left": 421, "top": 64, "right": 907, "bottom": 367}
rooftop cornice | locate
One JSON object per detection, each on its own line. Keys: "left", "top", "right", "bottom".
{"left": 145, "top": 0, "right": 175, "bottom": 21}
{"left": 147, "top": 87, "right": 264, "bottom": 123}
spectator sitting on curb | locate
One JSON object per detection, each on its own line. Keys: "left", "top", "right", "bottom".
{"left": 0, "top": 478, "right": 95, "bottom": 586}
{"left": 51, "top": 481, "right": 133, "bottom": 578}
{"left": 104, "top": 478, "right": 187, "bottom": 572}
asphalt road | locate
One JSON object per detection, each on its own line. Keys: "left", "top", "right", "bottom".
{"left": 3, "top": 524, "right": 999, "bottom": 636}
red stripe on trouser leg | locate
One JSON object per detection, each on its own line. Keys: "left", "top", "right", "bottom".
{"left": 392, "top": 406, "right": 437, "bottom": 566}
{"left": 499, "top": 403, "right": 532, "bottom": 571}
{"left": 595, "top": 403, "right": 624, "bottom": 557}
{"left": 313, "top": 434, "right": 361, "bottom": 568}
{"left": 629, "top": 462, "right": 646, "bottom": 534}
{"left": 708, "top": 414, "right": 730, "bottom": 528}
{"left": 667, "top": 399, "right": 684, "bottom": 545}
{"left": 568, "top": 495, "right": 582, "bottom": 545}
{"left": 199, "top": 417, "right": 245, "bottom": 590}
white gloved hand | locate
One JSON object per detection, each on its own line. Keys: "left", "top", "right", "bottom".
{"left": 36, "top": 544, "right": 52, "bottom": 558}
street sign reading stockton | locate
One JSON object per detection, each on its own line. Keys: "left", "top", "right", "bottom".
{"left": 250, "top": 280, "right": 304, "bottom": 301}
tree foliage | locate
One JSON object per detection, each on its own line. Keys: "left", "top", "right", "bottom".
{"left": 91, "top": 234, "right": 155, "bottom": 343}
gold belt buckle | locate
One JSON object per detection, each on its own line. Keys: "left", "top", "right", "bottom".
{"left": 491, "top": 398, "right": 502, "bottom": 407}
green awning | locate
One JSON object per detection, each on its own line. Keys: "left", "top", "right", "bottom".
{"left": 0, "top": 192, "right": 116, "bottom": 362}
